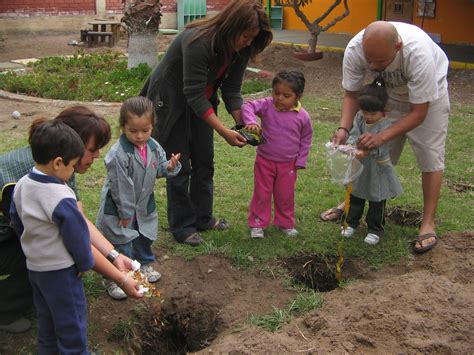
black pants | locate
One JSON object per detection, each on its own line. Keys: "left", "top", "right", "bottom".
{"left": 0, "top": 237, "right": 33, "bottom": 325}
{"left": 161, "top": 115, "right": 216, "bottom": 242}
{"left": 346, "top": 194, "right": 386, "bottom": 236}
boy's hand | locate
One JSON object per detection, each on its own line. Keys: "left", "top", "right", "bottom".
{"left": 119, "top": 218, "right": 130, "bottom": 228}
{"left": 113, "top": 253, "right": 133, "bottom": 272}
{"left": 120, "top": 274, "right": 144, "bottom": 299}
{"left": 167, "top": 153, "right": 181, "bottom": 171}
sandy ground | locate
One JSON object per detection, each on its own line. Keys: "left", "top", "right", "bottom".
{"left": 0, "top": 33, "right": 473, "bottom": 354}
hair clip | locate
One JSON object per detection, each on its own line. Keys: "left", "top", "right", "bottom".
{"left": 374, "top": 76, "right": 384, "bottom": 87}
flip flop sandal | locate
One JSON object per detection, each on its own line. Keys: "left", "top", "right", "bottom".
{"left": 183, "top": 232, "right": 204, "bottom": 247}
{"left": 413, "top": 232, "right": 438, "bottom": 254}
{"left": 320, "top": 207, "right": 344, "bottom": 223}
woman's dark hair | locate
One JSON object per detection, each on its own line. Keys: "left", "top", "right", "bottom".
{"left": 186, "top": 0, "right": 273, "bottom": 61}
{"left": 272, "top": 70, "right": 306, "bottom": 97}
{"left": 54, "top": 105, "right": 111, "bottom": 150}
{"left": 30, "top": 121, "right": 84, "bottom": 166}
{"left": 119, "top": 96, "right": 156, "bottom": 127}
{"left": 358, "top": 77, "right": 388, "bottom": 112}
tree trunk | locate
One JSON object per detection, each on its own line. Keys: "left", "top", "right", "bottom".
{"left": 308, "top": 33, "right": 318, "bottom": 54}
{"left": 127, "top": 32, "right": 159, "bottom": 69}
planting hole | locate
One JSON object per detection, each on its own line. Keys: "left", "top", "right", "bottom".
{"left": 282, "top": 253, "right": 340, "bottom": 292}
{"left": 386, "top": 205, "right": 423, "bottom": 227}
{"left": 113, "top": 298, "right": 220, "bottom": 354}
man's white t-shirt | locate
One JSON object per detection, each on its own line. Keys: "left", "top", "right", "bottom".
{"left": 342, "top": 22, "right": 449, "bottom": 104}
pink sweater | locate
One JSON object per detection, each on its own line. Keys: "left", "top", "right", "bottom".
{"left": 241, "top": 97, "right": 313, "bottom": 168}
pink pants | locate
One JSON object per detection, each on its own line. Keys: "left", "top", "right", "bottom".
{"left": 248, "top": 154, "right": 297, "bottom": 229}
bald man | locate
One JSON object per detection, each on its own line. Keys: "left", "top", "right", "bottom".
{"left": 326, "top": 21, "right": 449, "bottom": 254}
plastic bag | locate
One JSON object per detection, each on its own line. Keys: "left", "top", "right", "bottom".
{"left": 325, "top": 142, "right": 364, "bottom": 185}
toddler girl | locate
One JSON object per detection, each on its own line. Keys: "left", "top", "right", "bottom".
{"left": 97, "top": 96, "right": 181, "bottom": 299}
{"left": 242, "top": 70, "right": 313, "bottom": 239}
{"left": 341, "top": 78, "right": 403, "bottom": 245}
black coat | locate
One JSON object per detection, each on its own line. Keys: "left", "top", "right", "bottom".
{"left": 140, "top": 28, "right": 250, "bottom": 144}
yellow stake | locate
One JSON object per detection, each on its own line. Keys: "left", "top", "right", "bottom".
{"left": 336, "top": 182, "right": 352, "bottom": 282}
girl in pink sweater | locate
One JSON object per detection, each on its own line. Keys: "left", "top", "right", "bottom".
{"left": 242, "top": 70, "right": 313, "bottom": 239}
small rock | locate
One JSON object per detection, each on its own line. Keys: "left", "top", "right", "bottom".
{"left": 12, "top": 111, "right": 21, "bottom": 119}
{"left": 162, "top": 255, "right": 170, "bottom": 260}
{"left": 207, "top": 269, "right": 213, "bottom": 274}
{"left": 247, "top": 256, "right": 254, "bottom": 262}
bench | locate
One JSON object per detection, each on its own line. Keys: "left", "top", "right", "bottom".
{"left": 84, "top": 31, "right": 114, "bottom": 47}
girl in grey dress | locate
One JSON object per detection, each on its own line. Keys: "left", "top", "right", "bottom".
{"left": 341, "top": 78, "right": 403, "bottom": 245}
{"left": 97, "top": 97, "right": 181, "bottom": 299}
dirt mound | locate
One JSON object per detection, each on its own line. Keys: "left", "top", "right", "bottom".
{"left": 201, "top": 232, "right": 474, "bottom": 354}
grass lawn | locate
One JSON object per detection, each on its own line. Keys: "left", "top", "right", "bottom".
{"left": 2, "top": 96, "right": 471, "bottom": 271}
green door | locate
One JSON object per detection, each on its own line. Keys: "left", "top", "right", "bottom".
{"left": 177, "top": 0, "right": 207, "bottom": 30}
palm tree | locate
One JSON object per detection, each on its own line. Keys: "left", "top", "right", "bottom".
{"left": 121, "top": 0, "right": 162, "bottom": 69}
{"left": 275, "top": 0, "right": 350, "bottom": 56}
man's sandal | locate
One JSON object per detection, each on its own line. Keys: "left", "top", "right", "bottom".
{"left": 413, "top": 232, "right": 438, "bottom": 254}
{"left": 320, "top": 207, "right": 344, "bottom": 223}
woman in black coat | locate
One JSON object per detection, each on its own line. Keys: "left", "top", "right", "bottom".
{"left": 140, "top": 0, "right": 273, "bottom": 246}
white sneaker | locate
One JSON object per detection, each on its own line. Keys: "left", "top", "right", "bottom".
{"left": 364, "top": 233, "right": 380, "bottom": 245}
{"left": 250, "top": 228, "right": 264, "bottom": 239}
{"left": 279, "top": 228, "right": 298, "bottom": 237}
{"left": 341, "top": 226, "right": 355, "bottom": 238}
{"left": 140, "top": 265, "right": 162, "bottom": 283}
{"left": 103, "top": 279, "right": 127, "bottom": 300}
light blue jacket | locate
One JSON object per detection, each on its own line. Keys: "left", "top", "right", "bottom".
{"left": 96, "top": 135, "right": 180, "bottom": 244}
{"left": 347, "top": 112, "right": 403, "bottom": 202}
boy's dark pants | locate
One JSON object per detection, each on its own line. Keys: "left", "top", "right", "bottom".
{"left": 346, "top": 194, "right": 386, "bottom": 236}
{"left": 29, "top": 266, "right": 88, "bottom": 355}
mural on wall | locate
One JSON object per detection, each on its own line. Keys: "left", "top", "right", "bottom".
{"left": 275, "top": 0, "right": 350, "bottom": 57}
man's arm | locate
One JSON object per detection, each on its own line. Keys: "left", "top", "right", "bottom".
{"left": 333, "top": 90, "right": 359, "bottom": 145}
{"left": 358, "top": 102, "right": 429, "bottom": 150}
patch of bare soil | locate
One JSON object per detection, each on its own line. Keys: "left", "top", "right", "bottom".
{"left": 202, "top": 232, "right": 474, "bottom": 354}
{"left": 87, "top": 253, "right": 296, "bottom": 353}
{"left": 0, "top": 34, "right": 473, "bottom": 354}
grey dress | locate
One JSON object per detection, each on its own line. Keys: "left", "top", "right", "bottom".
{"left": 96, "top": 135, "right": 181, "bottom": 244}
{"left": 347, "top": 112, "right": 403, "bottom": 202}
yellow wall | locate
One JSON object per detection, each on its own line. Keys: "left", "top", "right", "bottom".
{"left": 276, "top": 0, "right": 474, "bottom": 45}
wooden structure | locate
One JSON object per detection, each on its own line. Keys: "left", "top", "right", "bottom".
{"left": 84, "top": 19, "right": 122, "bottom": 47}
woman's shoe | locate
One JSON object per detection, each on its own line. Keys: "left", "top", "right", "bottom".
{"left": 183, "top": 232, "right": 204, "bottom": 246}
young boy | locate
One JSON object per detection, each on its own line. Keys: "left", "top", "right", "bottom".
{"left": 10, "top": 120, "right": 94, "bottom": 354}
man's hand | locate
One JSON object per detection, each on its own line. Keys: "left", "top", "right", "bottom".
{"left": 357, "top": 132, "right": 386, "bottom": 150}
{"left": 113, "top": 253, "right": 133, "bottom": 272}
{"left": 331, "top": 128, "right": 349, "bottom": 145}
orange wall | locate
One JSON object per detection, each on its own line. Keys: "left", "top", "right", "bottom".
{"left": 411, "top": 1, "right": 474, "bottom": 45}
{"left": 279, "top": 0, "right": 377, "bottom": 35}
{"left": 276, "top": 0, "right": 474, "bottom": 45}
